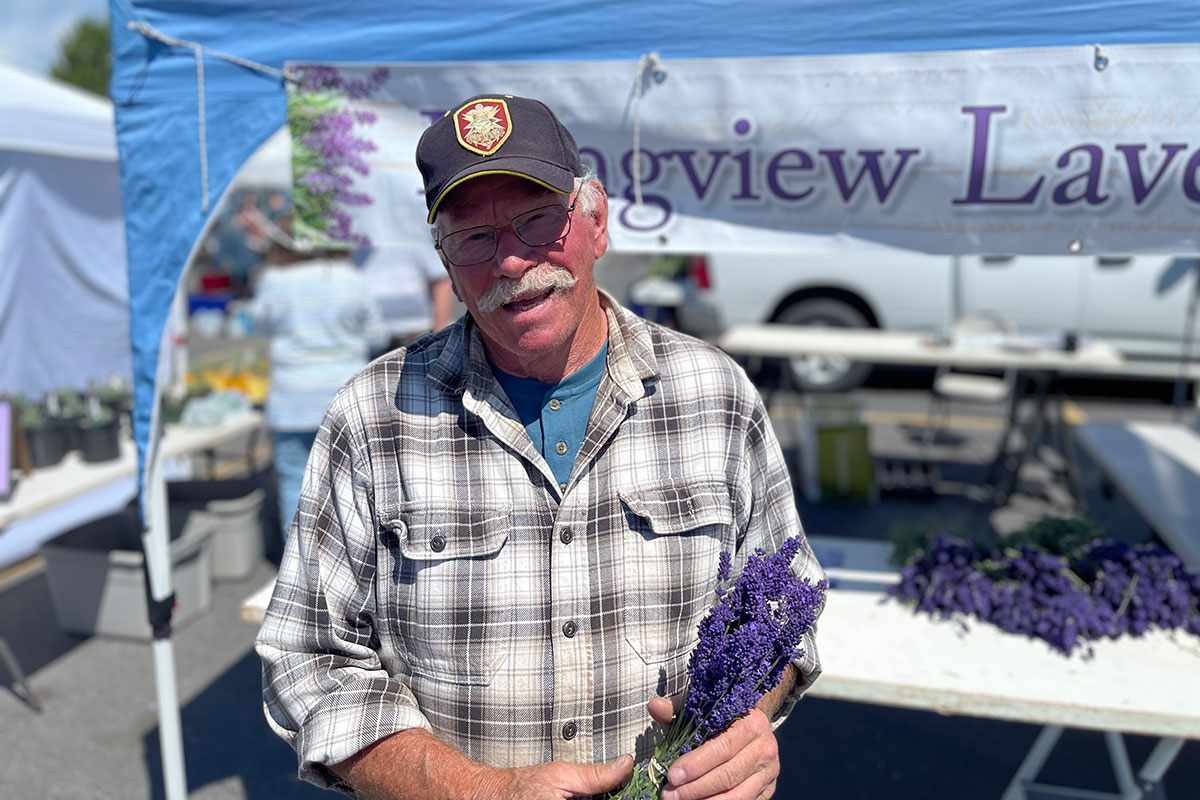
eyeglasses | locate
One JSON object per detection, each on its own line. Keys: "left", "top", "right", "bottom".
{"left": 435, "top": 198, "right": 576, "bottom": 267}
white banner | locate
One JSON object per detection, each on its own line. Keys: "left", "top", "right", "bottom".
{"left": 287, "top": 45, "right": 1200, "bottom": 255}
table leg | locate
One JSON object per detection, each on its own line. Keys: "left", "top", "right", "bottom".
{"left": 1001, "top": 724, "right": 1063, "bottom": 800}
{"left": 1002, "top": 727, "right": 1184, "bottom": 800}
{"left": 1136, "top": 737, "right": 1185, "bottom": 797}
{"left": 1104, "top": 731, "right": 1137, "bottom": 798}
{"left": 0, "top": 634, "right": 41, "bottom": 712}
{"left": 245, "top": 425, "right": 262, "bottom": 473}
{"left": 994, "top": 372, "right": 1052, "bottom": 503}
{"left": 986, "top": 372, "right": 1029, "bottom": 489}
{"left": 1051, "top": 385, "right": 1087, "bottom": 511}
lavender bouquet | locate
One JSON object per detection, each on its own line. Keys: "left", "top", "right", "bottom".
{"left": 612, "top": 535, "right": 826, "bottom": 799}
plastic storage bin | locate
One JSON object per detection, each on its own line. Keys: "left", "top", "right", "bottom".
{"left": 168, "top": 477, "right": 266, "bottom": 581}
{"left": 40, "top": 508, "right": 215, "bottom": 640}
{"left": 801, "top": 397, "right": 877, "bottom": 504}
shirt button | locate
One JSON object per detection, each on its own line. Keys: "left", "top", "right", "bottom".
{"left": 562, "top": 620, "right": 578, "bottom": 638}
{"left": 430, "top": 534, "right": 446, "bottom": 552}
{"left": 555, "top": 441, "right": 568, "bottom": 455}
{"left": 559, "top": 482, "right": 568, "bottom": 493}
{"left": 559, "top": 528, "right": 574, "bottom": 544}
{"left": 548, "top": 398, "right": 562, "bottom": 411}
{"left": 561, "top": 721, "right": 577, "bottom": 740}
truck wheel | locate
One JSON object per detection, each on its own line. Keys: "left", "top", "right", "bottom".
{"left": 774, "top": 298, "right": 874, "bottom": 392}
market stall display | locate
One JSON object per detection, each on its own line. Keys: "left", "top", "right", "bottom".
{"left": 891, "top": 520, "right": 1200, "bottom": 657}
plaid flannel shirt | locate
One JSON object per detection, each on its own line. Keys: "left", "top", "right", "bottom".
{"left": 256, "top": 294, "right": 824, "bottom": 793}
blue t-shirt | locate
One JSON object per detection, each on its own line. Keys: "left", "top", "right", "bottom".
{"left": 493, "top": 341, "right": 609, "bottom": 488}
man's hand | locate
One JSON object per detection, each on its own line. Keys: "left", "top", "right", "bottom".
{"left": 500, "top": 755, "right": 634, "bottom": 800}
{"left": 646, "top": 698, "right": 779, "bottom": 800}
{"left": 331, "top": 728, "right": 632, "bottom": 800}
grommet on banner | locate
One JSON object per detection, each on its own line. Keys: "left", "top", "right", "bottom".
{"left": 1093, "top": 45, "right": 1109, "bottom": 72}
{"left": 1068, "top": 239, "right": 1084, "bottom": 254}
{"left": 648, "top": 55, "right": 668, "bottom": 84}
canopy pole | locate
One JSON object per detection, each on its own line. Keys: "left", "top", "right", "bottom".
{"left": 141, "top": 432, "right": 189, "bottom": 800}
{"left": 150, "top": 638, "right": 188, "bottom": 800}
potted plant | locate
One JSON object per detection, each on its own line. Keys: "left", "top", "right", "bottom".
{"left": 93, "top": 377, "right": 133, "bottom": 431}
{"left": 78, "top": 403, "right": 121, "bottom": 464}
{"left": 51, "top": 387, "right": 88, "bottom": 453}
{"left": 15, "top": 396, "right": 68, "bottom": 469}
{"left": 161, "top": 379, "right": 212, "bottom": 424}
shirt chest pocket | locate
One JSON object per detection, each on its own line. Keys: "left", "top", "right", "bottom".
{"left": 384, "top": 502, "right": 514, "bottom": 686}
{"left": 618, "top": 481, "right": 731, "bottom": 664}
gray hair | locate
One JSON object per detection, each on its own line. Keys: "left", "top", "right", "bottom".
{"left": 573, "top": 168, "right": 605, "bottom": 219}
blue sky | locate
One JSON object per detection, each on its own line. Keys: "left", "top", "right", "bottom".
{"left": 1, "top": 0, "right": 109, "bottom": 75}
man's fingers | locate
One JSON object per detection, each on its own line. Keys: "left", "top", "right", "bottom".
{"left": 647, "top": 696, "right": 676, "bottom": 727}
{"left": 663, "top": 742, "right": 778, "bottom": 800}
{"left": 666, "top": 710, "right": 766, "bottom": 786}
{"left": 559, "top": 753, "right": 634, "bottom": 795}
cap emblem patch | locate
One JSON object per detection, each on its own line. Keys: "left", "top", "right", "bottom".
{"left": 454, "top": 99, "right": 512, "bottom": 156}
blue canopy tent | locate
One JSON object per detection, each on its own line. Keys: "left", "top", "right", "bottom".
{"left": 107, "top": 1, "right": 1200, "bottom": 796}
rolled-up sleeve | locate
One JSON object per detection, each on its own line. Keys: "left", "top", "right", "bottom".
{"left": 734, "top": 387, "right": 826, "bottom": 726}
{"left": 255, "top": 388, "right": 430, "bottom": 791}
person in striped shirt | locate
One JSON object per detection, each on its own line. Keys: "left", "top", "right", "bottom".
{"left": 248, "top": 219, "right": 385, "bottom": 538}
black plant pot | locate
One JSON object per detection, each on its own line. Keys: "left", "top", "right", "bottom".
{"left": 56, "top": 417, "right": 83, "bottom": 453}
{"left": 102, "top": 398, "right": 133, "bottom": 433}
{"left": 25, "top": 425, "right": 69, "bottom": 469}
{"left": 79, "top": 421, "right": 121, "bottom": 464}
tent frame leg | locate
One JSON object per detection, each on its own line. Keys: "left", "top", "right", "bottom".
{"left": 143, "top": 444, "right": 189, "bottom": 800}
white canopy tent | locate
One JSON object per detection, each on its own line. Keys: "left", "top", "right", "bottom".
{"left": 227, "top": 126, "right": 290, "bottom": 192}
{"left": 0, "top": 63, "right": 131, "bottom": 398}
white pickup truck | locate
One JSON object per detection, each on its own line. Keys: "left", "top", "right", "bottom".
{"left": 666, "top": 250, "right": 1200, "bottom": 392}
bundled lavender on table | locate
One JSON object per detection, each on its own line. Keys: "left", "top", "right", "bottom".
{"left": 891, "top": 534, "right": 1200, "bottom": 656}
{"left": 611, "top": 535, "right": 825, "bottom": 800}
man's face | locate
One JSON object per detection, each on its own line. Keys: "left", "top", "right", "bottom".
{"left": 435, "top": 174, "right": 608, "bottom": 373}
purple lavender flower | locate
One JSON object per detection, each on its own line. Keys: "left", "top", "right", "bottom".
{"left": 289, "top": 67, "right": 385, "bottom": 248}
{"left": 296, "top": 64, "right": 342, "bottom": 92}
{"left": 295, "top": 65, "right": 390, "bottom": 99}
{"left": 610, "top": 535, "right": 825, "bottom": 799}
{"left": 890, "top": 534, "right": 1200, "bottom": 657}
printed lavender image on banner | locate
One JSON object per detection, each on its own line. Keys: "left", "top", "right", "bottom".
{"left": 287, "top": 65, "right": 388, "bottom": 250}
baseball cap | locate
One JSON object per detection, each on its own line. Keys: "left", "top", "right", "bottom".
{"left": 417, "top": 94, "right": 584, "bottom": 223}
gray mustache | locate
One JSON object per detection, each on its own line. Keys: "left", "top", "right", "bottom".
{"left": 477, "top": 265, "right": 579, "bottom": 314}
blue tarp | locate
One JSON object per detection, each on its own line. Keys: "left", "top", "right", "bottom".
{"left": 108, "top": 0, "right": 1200, "bottom": 497}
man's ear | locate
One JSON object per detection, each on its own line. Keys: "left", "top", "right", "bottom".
{"left": 437, "top": 254, "right": 464, "bottom": 302}
{"left": 590, "top": 183, "right": 609, "bottom": 260}
{"left": 445, "top": 269, "right": 464, "bottom": 303}
{"left": 431, "top": 228, "right": 464, "bottom": 301}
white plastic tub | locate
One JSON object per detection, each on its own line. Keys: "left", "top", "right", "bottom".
{"left": 40, "top": 508, "right": 215, "bottom": 640}
{"left": 169, "top": 478, "right": 266, "bottom": 581}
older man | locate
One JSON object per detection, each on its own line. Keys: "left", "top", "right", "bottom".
{"left": 257, "top": 94, "right": 823, "bottom": 800}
